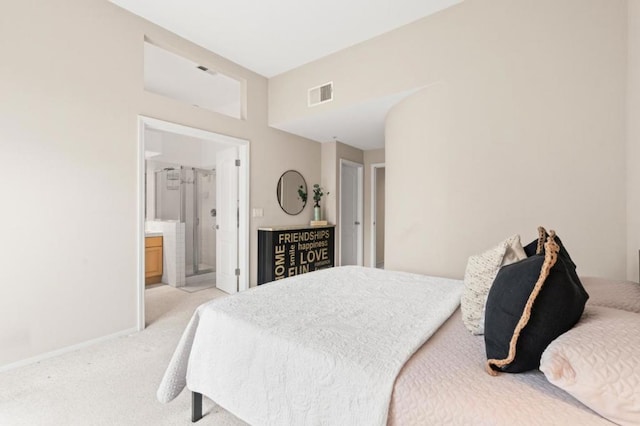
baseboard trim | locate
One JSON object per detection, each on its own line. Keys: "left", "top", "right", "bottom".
{"left": 0, "top": 327, "right": 138, "bottom": 373}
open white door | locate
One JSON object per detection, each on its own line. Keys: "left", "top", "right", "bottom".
{"left": 340, "top": 160, "right": 364, "bottom": 266}
{"left": 216, "top": 146, "right": 239, "bottom": 294}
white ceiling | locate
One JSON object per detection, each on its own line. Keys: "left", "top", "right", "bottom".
{"left": 110, "top": 0, "right": 461, "bottom": 78}
{"left": 112, "top": 0, "right": 462, "bottom": 150}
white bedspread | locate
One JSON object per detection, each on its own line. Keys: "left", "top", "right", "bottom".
{"left": 157, "top": 266, "right": 462, "bottom": 425}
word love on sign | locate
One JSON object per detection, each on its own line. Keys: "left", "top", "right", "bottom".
{"left": 258, "top": 225, "right": 335, "bottom": 285}
{"left": 298, "top": 246, "right": 329, "bottom": 266}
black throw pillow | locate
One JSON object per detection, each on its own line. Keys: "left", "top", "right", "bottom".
{"left": 484, "top": 231, "right": 589, "bottom": 374}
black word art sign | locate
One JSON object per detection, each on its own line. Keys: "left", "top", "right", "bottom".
{"left": 258, "top": 226, "right": 335, "bottom": 285}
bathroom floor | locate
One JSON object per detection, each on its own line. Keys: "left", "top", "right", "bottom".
{"left": 179, "top": 278, "right": 217, "bottom": 293}
{"left": 186, "top": 263, "right": 215, "bottom": 276}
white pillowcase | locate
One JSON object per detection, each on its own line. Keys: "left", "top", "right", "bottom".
{"left": 461, "top": 235, "right": 527, "bottom": 335}
{"left": 540, "top": 306, "right": 640, "bottom": 426}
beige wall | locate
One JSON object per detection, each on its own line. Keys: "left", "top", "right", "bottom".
{"left": 320, "top": 142, "right": 364, "bottom": 264}
{"left": 0, "top": 0, "right": 319, "bottom": 368}
{"left": 384, "top": 1, "right": 627, "bottom": 279}
{"left": 628, "top": 0, "right": 640, "bottom": 282}
{"left": 320, "top": 142, "right": 338, "bottom": 225}
{"left": 268, "top": 1, "right": 463, "bottom": 126}
{"left": 271, "top": 0, "right": 629, "bottom": 280}
{"left": 363, "top": 149, "right": 385, "bottom": 267}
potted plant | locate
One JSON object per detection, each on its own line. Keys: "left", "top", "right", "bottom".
{"left": 312, "top": 184, "right": 329, "bottom": 221}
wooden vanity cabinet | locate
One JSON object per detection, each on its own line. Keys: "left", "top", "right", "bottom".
{"left": 145, "top": 236, "right": 163, "bottom": 285}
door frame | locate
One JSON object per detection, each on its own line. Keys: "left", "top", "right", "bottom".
{"left": 137, "top": 116, "right": 250, "bottom": 331}
{"left": 338, "top": 159, "right": 364, "bottom": 266}
{"left": 370, "top": 162, "right": 385, "bottom": 268}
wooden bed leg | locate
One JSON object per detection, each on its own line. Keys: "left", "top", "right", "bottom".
{"left": 191, "top": 391, "right": 203, "bottom": 423}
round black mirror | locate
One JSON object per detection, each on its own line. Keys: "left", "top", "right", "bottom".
{"left": 277, "top": 170, "right": 307, "bottom": 215}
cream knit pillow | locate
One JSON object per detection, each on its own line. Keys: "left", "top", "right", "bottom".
{"left": 461, "top": 235, "right": 527, "bottom": 335}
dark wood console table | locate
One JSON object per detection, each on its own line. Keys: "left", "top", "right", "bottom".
{"left": 258, "top": 225, "right": 335, "bottom": 285}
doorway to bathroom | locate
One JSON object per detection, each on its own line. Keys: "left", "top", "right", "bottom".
{"left": 137, "top": 116, "right": 249, "bottom": 331}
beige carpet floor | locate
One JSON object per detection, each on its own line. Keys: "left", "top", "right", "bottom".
{"left": 0, "top": 285, "right": 248, "bottom": 426}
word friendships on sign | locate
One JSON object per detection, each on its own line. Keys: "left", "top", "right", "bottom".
{"left": 273, "top": 228, "right": 333, "bottom": 280}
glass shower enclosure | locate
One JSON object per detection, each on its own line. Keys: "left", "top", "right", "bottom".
{"left": 154, "top": 166, "right": 216, "bottom": 277}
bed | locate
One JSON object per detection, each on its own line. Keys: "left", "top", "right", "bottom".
{"left": 158, "top": 266, "right": 640, "bottom": 425}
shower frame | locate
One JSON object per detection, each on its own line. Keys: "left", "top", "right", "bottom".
{"left": 155, "top": 166, "right": 215, "bottom": 277}
{"left": 184, "top": 167, "right": 215, "bottom": 277}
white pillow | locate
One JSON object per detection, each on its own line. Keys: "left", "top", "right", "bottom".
{"left": 461, "top": 235, "right": 526, "bottom": 335}
{"left": 540, "top": 306, "right": 640, "bottom": 426}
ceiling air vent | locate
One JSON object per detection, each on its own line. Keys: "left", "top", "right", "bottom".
{"left": 308, "top": 82, "right": 333, "bottom": 107}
